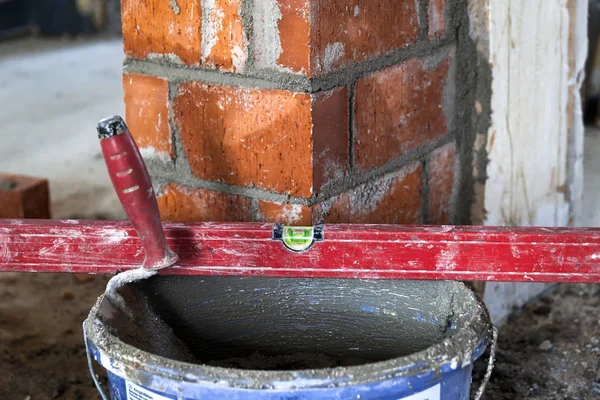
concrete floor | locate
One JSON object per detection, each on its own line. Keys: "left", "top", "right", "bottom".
{"left": 581, "top": 128, "right": 600, "bottom": 227}
{"left": 0, "top": 37, "right": 125, "bottom": 219}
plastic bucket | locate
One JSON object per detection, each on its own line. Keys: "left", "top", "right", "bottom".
{"left": 84, "top": 276, "right": 494, "bottom": 400}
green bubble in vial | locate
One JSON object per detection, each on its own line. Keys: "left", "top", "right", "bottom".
{"left": 282, "top": 226, "right": 314, "bottom": 251}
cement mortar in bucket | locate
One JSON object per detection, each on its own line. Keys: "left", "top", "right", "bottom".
{"left": 83, "top": 276, "right": 495, "bottom": 400}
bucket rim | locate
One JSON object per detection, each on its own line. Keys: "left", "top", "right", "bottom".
{"left": 84, "top": 281, "right": 491, "bottom": 390}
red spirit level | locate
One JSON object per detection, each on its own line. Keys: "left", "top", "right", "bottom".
{"left": 1, "top": 219, "right": 599, "bottom": 283}
{"left": 1, "top": 116, "right": 598, "bottom": 283}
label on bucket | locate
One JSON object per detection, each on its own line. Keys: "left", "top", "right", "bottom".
{"left": 126, "top": 380, "right": 172, "bottom": 400}
{"left": 399, "top": 384, "right": 440, "bottom": 400}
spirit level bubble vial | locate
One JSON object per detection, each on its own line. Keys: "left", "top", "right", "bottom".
{"left": 272, "top": 224, "right": 324, "bottom": 252}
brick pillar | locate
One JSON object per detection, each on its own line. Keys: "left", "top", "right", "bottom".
{"left": 121, "top": 0, "right": 468, "bottom": 226}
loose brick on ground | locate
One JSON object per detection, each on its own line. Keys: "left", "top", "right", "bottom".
{"left": 0, "top": 174, "right": 49, "bottom": 219}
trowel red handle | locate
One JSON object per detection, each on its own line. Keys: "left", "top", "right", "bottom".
{"left": 97, "top": 116, "right": 177, "bottom": 270}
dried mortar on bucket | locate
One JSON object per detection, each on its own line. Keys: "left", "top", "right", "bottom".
{"left": 86, "top": 275, "right": 490, "bottom": 391}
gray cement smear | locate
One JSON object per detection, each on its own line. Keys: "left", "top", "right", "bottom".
{"left": 124, "top": 59, "right": 312, "bottom": 93}
{"left": 323, "top": 42, "right": 345, "bottom": 74}
{"left": 103, "top": 268, "right": 158, "bottom": 319}
{"left": 124, "top": 40, "right": 455, "bottom": 95}
{"left": 310, "top": 40, "right": 455, "bottom": 92}
{"left": 452, "top": 0, "right": 492, "bottom": 225}
{"left": 84, "top": 277, "right": 490, "bottom": 389}
{"left": 169, "top": 0, "right": 181, "bottom": 15}
{"left": 201, "top": 0, "right": 222, "bottom": 65}
{"left": 252, "top": 0, "right": 283, "bottom": 71}
{"left": 416, "top": 0, "right": 428, "bottom": 40}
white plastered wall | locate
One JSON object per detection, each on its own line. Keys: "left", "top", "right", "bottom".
{"left": 469, "top": 0, "right": 588, "bottom": 324}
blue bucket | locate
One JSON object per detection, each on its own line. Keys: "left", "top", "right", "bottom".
{"left": 84, "top": 277, "right": 494, "bottom": 400}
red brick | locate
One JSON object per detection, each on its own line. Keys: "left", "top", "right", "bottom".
{"left": 312, "top": 87, "right": 350, "bottom": 192}
{"left": 253, "top": 0, "right": 310, "bottom": 73}
{"left": 122, "top": 0, "right": 202, "bottom": 66}
{"left": 122, "top": 0, "right": 246, "bottom": 71}
{"left": 428, "top": 143, "right": 456, "bottom": 224}
{"left": 0, "top": 174, "right": 49, "bottom": 219}
{"left": 277, "top": 0, "right": 311, "bottom": 73}
{"left": 122, "top": 0, "right": 420, "bottom": 76}
{"left": 257, "top": 200, "right": 312, "bottom": 225}
{"left": 123, "top": 74, "right": 173, "bottom": 159}
{"left": 354, "top": 51, "right": 453, "bottom": 170}
{"left": 428, "top": 0, "right": 446, "bottom": 39}
{"left": 157, "top": 184, "right": 252, "bottom": 222}
{"left": 315, "top": 163, "right": 422, "bottom": 224}
{"left": 202, "top": 0, "right": 247, "bottom": 72}
{"left": 174, "top": 82, "right": 313, "bottom": 197}
{"left": 310, "top": 0, "right": 420, "bottom": 76}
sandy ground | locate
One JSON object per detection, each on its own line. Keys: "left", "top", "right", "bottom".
{"left": 0, "top": 37, "right": 124, "bottom": 400}
{"left": 2, "top": 277, "right": 600, "bottom": 400}
{"left": 472, "top": 284, "right": 600, "bottom": 399}
{"left": 0, "top": 273, "right": 108, "bottom": 400}
{"left": 0, "top": 38, "right": 599, "bottom": 400}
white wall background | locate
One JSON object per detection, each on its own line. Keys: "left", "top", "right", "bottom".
{"left": 469, "top": 0, "right": 588, "bottom": 324}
